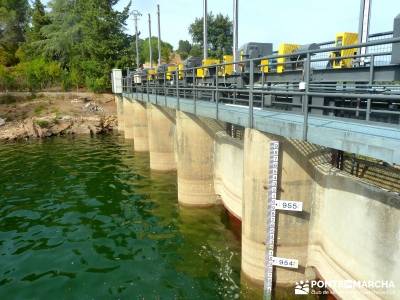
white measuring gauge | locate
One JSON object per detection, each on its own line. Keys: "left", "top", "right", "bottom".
{"left": 272, "top": 256, "right": 299, "bottom": 269}
{"left": 275, "top": 200, "right": 303, "bottom": 212}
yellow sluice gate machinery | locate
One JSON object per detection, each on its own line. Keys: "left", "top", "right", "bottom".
{"left": 260, "top": 43, "right": 300, "bottom": 74}
{"left": 276, "top": 43, "right": 300, "bottom": 73}
{"left": 330, "top": 32, "right": 358, "bottom": 68}
{"left": 197, "top": 58, "right": 221, "bottom": 78}
{"left": 220, "top": 55, "right": 234, "bottom": 76}
{"left": 146, "top": 68, "right": 156, "bottom": 81}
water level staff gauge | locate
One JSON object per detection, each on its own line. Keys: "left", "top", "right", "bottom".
{"left": 264, "top": 141, "right": 304, "bottom": 300}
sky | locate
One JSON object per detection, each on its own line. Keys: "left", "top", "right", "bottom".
{"left": 44, "top": 0, "right": 400, "bottom": 50}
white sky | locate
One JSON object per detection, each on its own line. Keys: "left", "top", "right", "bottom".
{"left": 45, "top": 0, "right": 400, "bottom": 50}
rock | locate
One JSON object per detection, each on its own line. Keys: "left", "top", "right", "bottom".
{"left": 0, "top": 118, "right": 5, "bottom": 126}
{"left": 0, "top": 113, "right": 117, "bottom": 141}
{"left": 83, "top": 101, "right": 104, "bottom": 113}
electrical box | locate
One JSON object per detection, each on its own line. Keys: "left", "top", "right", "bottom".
{"left": 330, "top": 32, "right": 358, "bottom": 68}
{"left": 112, "top": 69, "right": 122, "bottom": 94}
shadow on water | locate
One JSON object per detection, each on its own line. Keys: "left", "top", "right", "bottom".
{"left": 0, "top": 135, "right": 329, "bottom": 299}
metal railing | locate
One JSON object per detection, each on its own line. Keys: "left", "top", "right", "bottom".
{"left": 122, "top": 35, "right": 400, "bottom": 141}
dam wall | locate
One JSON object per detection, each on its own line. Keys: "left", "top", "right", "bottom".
{"left": 117, "top": 95, "right": 400, "bottom": 299}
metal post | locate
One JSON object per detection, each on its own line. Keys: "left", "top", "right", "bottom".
{"left": 233, "top": 0, "right": 239, "bottom": 72}
{"left": 216, "top": 67, "right": 219, "bottom": 120}
{"left": 358, "top": 0, "right": 372, "bottom": 64}
{"left": 193, "top": 68, "right": 197, "bottom": 115}
{"left": 157, "top": 4, "right": 162, "bottom": 66}
{"left": 203, "top": 0, "right": 208, "bottom": 60}
{"left": 133, "top": 12, "right": 141, "bottom": 70}
{"left": 366, "top": 54, "right": 374, "bottom": 121}
{"left": 148, "top": 13, "right": 153, "bottom": 68}
{"left": 302, "top": 53, "right": 311, "bottom": 140}
{"left": 248, "top": 60, "right": 254, "bottom": 128}
{"left": 164, "top": 72, "right": 167, "bottom": 106}
{"left": 176, "top": 69, "right": 180, "bottom": 110}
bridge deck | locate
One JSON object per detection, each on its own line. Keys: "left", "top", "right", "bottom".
{"left": 123, "top": 92, "right": 400, "bottom": 164}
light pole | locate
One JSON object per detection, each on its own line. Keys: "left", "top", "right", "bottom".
{"left": 130, "top": 10, "right": 142, "bottom": 70}
{"left": 358, "top": 0, "right": 372, "bottom": 65}
{"left": 148, "top": 13, "right": 153, "bottom": 68}
{"left": 233, "top": 0, "right": 239, "bottom": 72}
{"left": 203, "top": 0, "right": 208, "bottom": 60}
{"left": 157, "top": 4, "right": 162, "bottom": 66}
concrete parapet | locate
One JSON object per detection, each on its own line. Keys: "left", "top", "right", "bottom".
{"left": 147, "top": 104, "right": 176, "bottom": 171}
{"left": 123, "top": 97, "right": 135, "bottom": 140}
{"left": 175, "top": 111, "right": 224, "bottom": 206}
{"left": 132, "top": 100, "right": 149, "bottom": 152}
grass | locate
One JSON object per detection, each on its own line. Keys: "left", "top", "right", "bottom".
{"left": 34, "top": 104, "right": 47, "bottom": 116}
{"left": 35, "top": 119, "right": 50, "bottom": 128}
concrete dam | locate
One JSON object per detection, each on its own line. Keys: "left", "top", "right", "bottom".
{"left": 115, "top": 94, "right": 400, "bottom": 300}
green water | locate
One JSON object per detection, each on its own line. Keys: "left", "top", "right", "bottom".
{"left": 0, "top": 136, "right": 248, "bottom": 299}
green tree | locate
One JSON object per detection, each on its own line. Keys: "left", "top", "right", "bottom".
{"left": 177, "top": 40, "right": 192, "bottom": 60}
{"left": 189, "top": 13, "right": 233, "bottom": 59}
{"left": 0, "top": 0, "right": 30, "bottom": 65}
{"left": 38, "top": 0, "right": 133, "bottom": 92}
{"left": 141, "top": 37, "right": 173, "bottom": 65}
{"left": 29, "top": 0, "right": 51, "bottom": 43}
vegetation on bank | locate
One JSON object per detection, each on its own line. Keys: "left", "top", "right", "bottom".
{"left": 0, "top": 0, "right": 233, "bottom": 93}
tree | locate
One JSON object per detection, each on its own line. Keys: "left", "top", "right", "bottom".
{"left": 29, "top": 0, "right": 51, "bottom": 43}
{"left": 189, "top": 13, "right": 233, "bottom": 59}
{"left": 141, "top": 37, "right": 173, "bottom": 65}
{"left": 0, "top": 0, "right": 30, "bottom": 65}
{"left": 177, "top": 40, "right": 191, "bottom": 60}
{"left": 37, "top": 0, "right": 134, "bottom": 91}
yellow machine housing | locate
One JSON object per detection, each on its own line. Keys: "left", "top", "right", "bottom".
{"left": 261, "top": 59, "right": 269, "bottom": 73}
{"left": 146, "top": 69, "right": 156, "bottom": 81}
{"left": 331, "top": 32, "right": 358, "bottom": 68}
{"left": 197, "top": 58, "right": 220, "bottom": 78}
{"left": 178, "top": 63, "right": 184, "bottom": 80}
{"left": 220, "top": 55, "right": 234, "bottom": 76}
{"left": 276, "top": 43, "right": 300, "bottom": 73}
{"left": 166, "top": 65, "right": 177, "bottom": 80}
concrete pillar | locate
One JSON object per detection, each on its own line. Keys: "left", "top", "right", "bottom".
{"left": 175, "top": 111, "right": 222, "bottom": 206}
{"left": 132, "top": 100, "right": 149, "bottom": 152}
{"left": 147, "top": 104, "right": 176, "bottom": 171}
{"left": 115, "top": 95, "right": 124, "bottom": 133}
{"left": 242, "top": 128, "right": 316, "bottom": 286}
{"left": 123, "top": 98, "right": 135, "bottom": 140}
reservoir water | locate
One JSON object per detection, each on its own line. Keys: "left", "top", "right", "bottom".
{"left": 0, "top": 136, "right": 323, "bottom": 299}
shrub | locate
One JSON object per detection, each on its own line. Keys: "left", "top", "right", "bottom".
{"left": 35, "top": 119, "right": 49, "bottom": 128}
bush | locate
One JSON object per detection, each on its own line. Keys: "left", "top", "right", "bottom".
{"left": 0, "top": 65, "right": 15, "bottom": 91}
{"left": 35, "top": 119, "right": 49, "bottom": 128}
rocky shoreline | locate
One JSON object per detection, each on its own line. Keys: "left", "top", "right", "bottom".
{"left": 0, "top": 114, "right": 117, "bottom": 141}
{"left": 0, "top": 93, "right": 117, "bottom": 141}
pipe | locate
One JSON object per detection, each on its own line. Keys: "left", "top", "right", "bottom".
{"left": 233, "top": 0, "right": 238, "bottom": 72}
{"left": 203, "top": 0, "right": 208, "bottom": 60}
{"left": 148, "top": 13, "right": 153, "bottom": 68}
{"left": 157, "top": 4, "right": 162, "bottom": 66}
